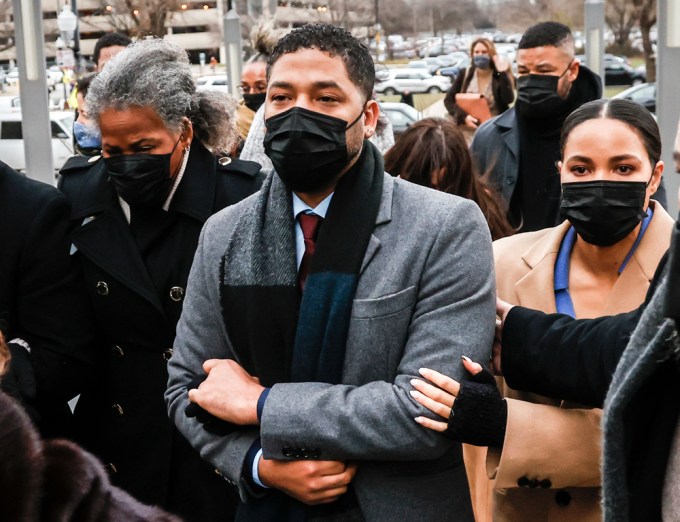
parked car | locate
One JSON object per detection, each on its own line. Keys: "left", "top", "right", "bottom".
{"left": 195, "top": 75, "right": 229, "bottom": 93}
{"left": 576, "top": 54, "right": 646, "bottom": 85}
{"left": 612, "top": 82, "right": 656, "bottom": 113}
{"left": 434, "top": 57, "right": 470, "bottom": 79}
{"left": 379, "top": 102, "right": 420, "bottom": 136}
{"left": 0, "top": 110, "right": 74, "bottom": 172}
{"left": 374, "top": 68, "right": 451, "bottom": 95}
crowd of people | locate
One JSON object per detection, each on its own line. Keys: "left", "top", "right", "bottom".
{"left": 0, "top": 18, "right": 679, "bottom": 522}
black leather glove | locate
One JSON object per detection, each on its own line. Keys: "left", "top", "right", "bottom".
{"left": 445, "top": 367, "right": 507, "bottom": 447}
{"left": 184, "top": 377, "right": 236, "bottom": 436}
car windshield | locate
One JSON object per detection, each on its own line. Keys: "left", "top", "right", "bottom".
{"left": 58, "top": 114, "right": 74, "bottom": 136}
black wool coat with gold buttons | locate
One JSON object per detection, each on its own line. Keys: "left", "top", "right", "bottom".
{"left": 58, "top": 141, "right": 263, "bottom": 522}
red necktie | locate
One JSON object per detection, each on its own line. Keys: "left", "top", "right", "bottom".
{"left": 298, "top": 212, "right": 323, "bottom": 293}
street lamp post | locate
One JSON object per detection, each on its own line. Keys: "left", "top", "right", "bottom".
{"left": 584, "top": 0, "right": 605, "bottom": 86}
{"left": 223, "top": 5, "right": 242, "bottom": 96}
{"left": 657, "top": 0, "right": 680, "bottom": 215}
{"left": 11, "top": 0, "right": 53, "bottom": 182}
{"left": 57, "top": 4, "right": 79, "bottom": 73}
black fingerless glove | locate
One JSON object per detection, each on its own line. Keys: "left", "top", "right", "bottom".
{"left": 184, "top": 377, "right": 236, "bottom": 436}
{"left": 444, "top": 367, "right": 507, "bottom": 448}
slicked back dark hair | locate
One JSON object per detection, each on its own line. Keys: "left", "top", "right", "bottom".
{"left": 267, "top": 23, "right": 375, "bottom": 102}
{"left": 519, "top": 22, "right": 574, "bottom": 53}
{"left": 560, "top": 98, "right": 661, "bottom": 165}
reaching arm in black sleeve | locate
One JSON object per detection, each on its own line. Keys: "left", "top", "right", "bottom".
{"left": 502, "top": 249, "right": 669, "bottom": 408}
{"left": 502, "top": 307, "right": 640, "bottom": 408}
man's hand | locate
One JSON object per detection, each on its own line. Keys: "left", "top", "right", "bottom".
{"left": 492, "top": 297, "right": 515, "bottom": 375}
{"left": 259, "top": 459, "right": 358, "bottom": 505}
{"left": 187, "top": 359, "right": 264, "bottom": 425}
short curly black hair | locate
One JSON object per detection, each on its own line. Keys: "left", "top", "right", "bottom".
{"left": 267, "top": 23, "right": 374, "bottom": 102}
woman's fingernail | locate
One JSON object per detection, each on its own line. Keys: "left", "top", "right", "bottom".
{"left": 419, "top": 368, "right": 427, "bottom": 375}
{"left": 462, "top": 355, "right": 472, "bottom": 363}
{"left": 410, "top": 379, "right": 419, "bottom": 387}
{"left": 414, "top": 416, "right": 424, "bottom": 424}
{"left": 409, "top": 390, "right": 420, "bottom": 399}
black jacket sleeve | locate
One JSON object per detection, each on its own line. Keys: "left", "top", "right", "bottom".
{"left": 502, "top": 250, "right": 669, "bottom": 408}
{"left": 443, "top": 70, "right": 466, "bottom": 122}
{"left": 1, "top": 175, "right": 96, "bottom": 434}
{"left": 492, "top": 70, "right": 515, "bottom": 113}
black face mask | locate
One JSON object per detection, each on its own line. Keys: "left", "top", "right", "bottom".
{"left": 515, "top": 67, "right": 570, "bottom": 118}
{"left": 243, "top": 92, "right": 266, "bottom": 112}
{"left": 264, "top": 106, "right": 363, "bottom": 193}
{"left": 560, "top": 180, "right": 649, "bottom": 246}
{"left": 105, "top": 136, "right": 182, "bottom": 209}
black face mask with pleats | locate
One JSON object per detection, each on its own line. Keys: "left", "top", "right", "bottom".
{"left": 243, "top": 92, "right": 266, "bottom": 112}
{"left": 560, "top": 180, "right": 648, "bottom": 246}
{"left": 105, "top": 136, "right": 181, "bottom": 209}
{"left": 264, "top": 106, "right": 363, "bottom": 193}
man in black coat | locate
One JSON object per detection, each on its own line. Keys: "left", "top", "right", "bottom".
{"left": 0, "top": 161, "right": 94, "bottom": 436}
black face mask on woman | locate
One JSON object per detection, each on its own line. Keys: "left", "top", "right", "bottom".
{"left": 243, "top": 92, "right": 266, "bottom": 112}
{"left": 559, "top": 180, "right": 649, "bottom": 247}
{"left": 105, "top": 136, "right": 182, "bottom": 209}
{"left": 515, "top": 66, "right": 571, "bottom": 118}
{"left": 264, "top": 106, "right": 363, "bottom": 193}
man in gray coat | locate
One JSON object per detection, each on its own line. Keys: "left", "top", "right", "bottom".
{"left": 166, "top": 24, "right": 495, "bottom": 521}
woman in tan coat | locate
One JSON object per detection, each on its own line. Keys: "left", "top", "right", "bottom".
{"left": 409, "top": 99, "right": 674, "bottom": 521}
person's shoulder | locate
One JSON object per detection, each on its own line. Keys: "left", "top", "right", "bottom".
{"left": 0, "top": 161, "right": 63, "bottom": 210}
{"left": 60, "top": 154, "right": 101, "bottom": 175}
{"left": 493, "top": 225, "right": 563, "bottom": 262}
{"left": 58, "top": 155, "right": 107, "bottom": 201}
{"left": 391, "top": 176, "right": 484, "bottom": 225}
{"left": 216, "top": 157, "right": 262, "bottom": 179}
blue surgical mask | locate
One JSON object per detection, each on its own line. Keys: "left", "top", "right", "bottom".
{"left": 473, "top": 55, "right": 491, "bottom": 70}
{"left": 73, "top": 121, "right": 102, "bottom": 150}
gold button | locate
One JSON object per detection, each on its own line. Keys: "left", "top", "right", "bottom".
{"left": 218, "top": 156, "right": 232, "bottom": 166}
{"left": 96, "top": 281, "right": 109, "bottom": 296}
{"left": 112, "top": 403, "right": 124, "bottom": 416}
{"left": 112, "top": 345, "right": 124, "bottom": 358}
{"left": 169, "top": 286, "right": 184, "bottom": 302}
{"left": 162, "top": 348, "right": 173, "bottom": 361}
{"left": 104, "top": 462, "right": 117, "bottom": 474}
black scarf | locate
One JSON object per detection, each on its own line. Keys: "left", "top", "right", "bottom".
{"left": 220, "top": 142, "right": 384, "bottom": 520}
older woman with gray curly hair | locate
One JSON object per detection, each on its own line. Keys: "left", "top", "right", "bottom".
{"left": 58, "top": 38, "right": 264, "bottom": 521}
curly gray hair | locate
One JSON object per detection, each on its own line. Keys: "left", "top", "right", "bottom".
{"left": 86, "top": 38, "right": 237, "bottom": 154}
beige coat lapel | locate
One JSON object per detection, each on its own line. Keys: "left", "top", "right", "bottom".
{"left": 602, "top": 200, "right": 674, "bottom": 314}
{"left": 513, "top": 222, "right": 572, "bottom": 313}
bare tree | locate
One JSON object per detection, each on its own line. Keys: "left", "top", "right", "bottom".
{"left": 605, "top": 0, "right": 640, "bottom": 52}
{"left": 0, "top": 0, "right": 15, "bottom": 53}
{"left": 636, "top": 0, "right": 656, "bottom": 82}
{"left": 96, "top": 0, "right": 182, "bottom": 37}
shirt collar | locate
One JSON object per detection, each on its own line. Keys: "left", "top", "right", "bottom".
{"left": 292, "top": 191, "right": 333, "bottom": 219}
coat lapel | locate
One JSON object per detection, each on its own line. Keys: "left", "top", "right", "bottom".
{"left": 513, "top": 222, "right": 572, "bottom": 313}
{"left": 602, "top": 200, "right": 674, "bottom": 314}
{"left": 360, "top": 174, "right": 393, "bottom": 275}
{"left": 71, "top": 211, "right": 165, "bottom": 314}
{"left": 68, "top": 161, "right": 165, "bottom": 314}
